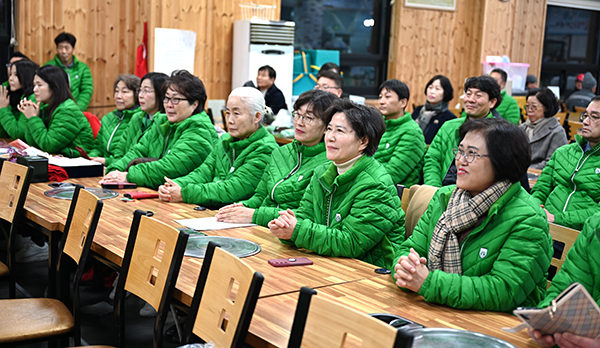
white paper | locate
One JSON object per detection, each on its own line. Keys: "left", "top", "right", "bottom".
{"left": 21, "top": 146, "right": 100, "bottom": 167}
{"left": 175, "top": 217, "right": 256, "bottom": 231}
{"left": 154, "top": 28, "right": 197, "bottom": 75}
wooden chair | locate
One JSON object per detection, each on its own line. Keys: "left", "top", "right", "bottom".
{"left": 396, "top": 184, "right": 412, "bottom": 213}
{"left": 566, "top": 119, "right": 583, "bottom": 142}
{"left": 0, "top": 161, "right": 33, "bottom": 299}
{"left": 554, "top": 112, "right": 567, "bottom": 126}
{"left": 404, "top": 185, "right": 438, "bottom": 239}
{"left": 514, "top": 96, "right": 527, "bottom": 113}
{"left": 110, "top": 210, "right": 189, "bottom": 348}
{"left": 547, "top": 223, "right": 580, "bottom": 289}
{"left": 574, "top": 106, "right": 586, "bottom": 114}
{"left": 0, "top": 185, "right": 103, "bottom": 346}
{"left": 287, "top": 287, "right": 413, "bottom": 348}
{"left": 182, "top": 241, "right": 264, "bottom": 348}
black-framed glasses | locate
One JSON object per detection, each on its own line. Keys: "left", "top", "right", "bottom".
{"left": 163, "top": 96, "right": 188, "bottom": 105}
{"left": 580, "top": 112, "right": 600, "bottom": 122}
{"left": 292, "top": 110, "right": 317, "bottom": 124}
{"left": 137, "top": 88, "right": 154, "bottom": 95}
{"left": 314, "top": 85, "right": 340, "bottom": 91}
{"left": 453, "top": 148, "right": 490, "bottom": 163}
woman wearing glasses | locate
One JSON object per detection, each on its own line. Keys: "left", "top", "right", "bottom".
{"left": 116, "top": 72, "right": 168, "bottom": 156}
{"left": 215, "top": 89, "right": 336, "bottom": 226}
{"left": 268, "top": 99, "right": 405, "bottom": 269}
{"left": 394, "top": 118, "right": 552, "bottom": 311}
{"left": 157, "top": 87, "right": 278, "bottom": 208}
{"left": 89, "top": 74, "right": 141, "bottom": 166}
{"left": 100, "top": 70, "right": 218, "bottom": 189}
{"left": 519, "top": 87, "right": 567, "bottom": 169}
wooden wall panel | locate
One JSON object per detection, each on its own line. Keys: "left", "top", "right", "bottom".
{"left": 511, "top": 0, "right": 547, "bottom": 79}
{"left": 481, "top": 0, "right": 516, "bottom": 60}
{"left": 18, "top": 0, "right": 148, "bottom": 117}
{"left": 388, "top": 0, "right": 485, "bottom": 109}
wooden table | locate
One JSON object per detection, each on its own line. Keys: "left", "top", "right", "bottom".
{"left": 274, "top": 136, "right": 293, "bottom": 145}
{"left": 247, "top": 277, "right": 535, "bottom": 348}
{"left": 23, "top": 177, "right": 535, "bottom": 348}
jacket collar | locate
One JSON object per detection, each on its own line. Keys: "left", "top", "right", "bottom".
{"left": 529, "top": 117, "right": 560, "bottom": 143}
{"left": 53, "top": 54, "right": 80, "bottom": 68}
{"left": 157, "top": 110, "right": 207, "bottom": 136}
{"left": 384, "top": 111, "right": 412, "bottom": 125}
{"left": 319, "top": 155, "right": 372, "bottom": 191}
{"left": 292, "top": 139, "right": 326, "bottom": 157}
{"left": 221, "top": 124, "right": 270, "bottom": 152}
{"left": 575, "top": 133, "right": 600, "bottom": 153}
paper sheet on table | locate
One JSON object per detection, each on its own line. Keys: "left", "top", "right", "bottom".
{"left": 23, "top": 146, "right": 99, "bottom": 167}
{"left": 175, "top": 217, "right": 256, "bottom": 231}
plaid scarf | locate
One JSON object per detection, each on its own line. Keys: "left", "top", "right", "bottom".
{"left": 428, "top": 180, "right": 512, "bottom": 275}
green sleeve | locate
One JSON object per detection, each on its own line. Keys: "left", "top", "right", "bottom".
{"left": 87, "top": 114, "right": 112, "bottom": 158}
{"left": 178, "top": 146, "right": 273, "bottom": 207}
{"left": 26, "top": 108, "right": 80, "bottom": 154}
{"left": 0, "top": 106, "right": 27, "bottom": 139}
{"left": 383, "top": 130, "right": 426, "bottom": 186}
{"left": 106, "top": 133, "right": 148, "bottom": 173}
{"left": 539, "top": 216, "right": 599, "bottom": 308}
{"left": 291, "top": 180, "right": 396, "bottom": 260}
{"left": 423, "top": 132, "right": 447, "bottom": 187}
{"left": 77, "top": 64, "right": 93, "bottom": 111}
{"left": 553, "top": 204, "right": 600, "bottom": 231}
{"left": 531, "top": 155, "right": 556, "bottom": 205}
{"left": 503, "top": 99, "right": 521, "bottom": 125}
{"left": 175, "top": 151, "right": 217, "bottom": 190}
{"left": 417, "top": 214, "right": 551, "bottom": 311}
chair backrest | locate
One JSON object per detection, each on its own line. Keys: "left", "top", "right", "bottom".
{"left": 83, "top": 111, "right": 101, "bottom": 139}
{"left": 57, "top": 185, "right": 103, "bottom": 345}
{"left": 547, "top": 223, "right": 580, "bottom": 288}
{"left": 184, "top": 241, "right": 264, "bottom": 348}
{"left": 114, "top": 210, "right": 189, "bottom": 348}
{"left": 405, "top": 185, "right": 438, "bottom": 239}
{"left": 574, "top": 106, "right": 587, "bottom": 114}
{"left": 0, "top": 161, "right": 32, "bottom": 224}
{"left": 396, "top": 184, "right": 411, "bottom": 213}
{"left": 554, "top": 112, "right": 567, "bottom": 126}
{"left": 287, "top": 287, "right": 413, "bottom": 348}
{"left": 514, "top": 96, "right": 527, "bottom": 113}
{"left": 566, "top": 120, "right": 583, "bottom": 142}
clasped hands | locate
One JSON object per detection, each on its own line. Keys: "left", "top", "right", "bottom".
{"left": 215, "top": 202, "right": 255, "bottom": 223}
{"left": 158, "top": 177, "right": 183, "bottom": 202}
{"left": 267, "top": 209, "right": 297, "bottom": 240}
{"left": 17, "top": 98, "right": 41, "bottom": 119}
{"left": 394, "top": 248, "right": 429, "bottom": 293}
{"left": 528, "top": 329, "right": 600, "bottom": 348}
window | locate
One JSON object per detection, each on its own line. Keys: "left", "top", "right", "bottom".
{"left": 281, "top": 0, "right": 392, "bottom": 98}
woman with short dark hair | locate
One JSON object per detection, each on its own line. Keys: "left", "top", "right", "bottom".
{"left": 394, "top": 118, "right": 552, "bottom": 311}
{"left": 101, "top": 70, "right": 218, "bottom": 189}
{"left": 17, "top": 65, "right": 94, "bottom": 157}
{"left": 216, "top": 89, "right": 337, "bottom": 226}
{"left": 89, "top": 74, "right": 141, "bottom": 166}
{"left": 268, "top": 99, "right": 406, "bottom": 269}
{"left": 519, "top": 87, "right": 567, "bottom": 169}
{"left": 412, "top": 75, "right": 456, "bottom": 144}
{"left": 0, "top": 59, "right": 39, "bottom": 139}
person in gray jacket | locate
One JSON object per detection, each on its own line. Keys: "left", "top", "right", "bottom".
{"left": 565, "top": 72, "right": 597, "bottom": 111}
{"left": 519, "top": 87, "right": 567, "bottom": 170}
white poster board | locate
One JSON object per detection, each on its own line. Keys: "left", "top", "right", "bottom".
{"left": 154, "top": 28, "right": 197, "bottom": 75}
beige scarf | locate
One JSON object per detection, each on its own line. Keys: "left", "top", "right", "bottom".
{"left": 428, "top": 180, "right": 512, "bottom": 275}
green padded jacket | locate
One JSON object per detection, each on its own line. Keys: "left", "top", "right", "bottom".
{"left": 175, "top": 125, "right": 278, "bottom": 207}
{"left": 107, "top": 111, "right": 218, "bottom": 189}
{"left": 495, "top": 90, "right": 521, "bottom": 125}
{"left": 0, "top": 94, "right": 36, "bottom": 140}
{"left": 88, "top": 107, "right": 142, "bottom": 167}
{"left": 23, "top": 98, "right": 94, "bottom": 157}
{"left": 395, "top": 183, "right": 552, "bottom": 312}
{"left": 423, "top": 112, "right": 495, "bottom": 187}
{"left": 289, "top": 156, "right": 406, "bottom": 269}
{"left": 241, "top": 140, "right": 329, "bottom": 227}
{"left": 539, "top": 213, "right": 600, "bottom": 308}
{"left": 531, "top": 135, "right": 600, "bottom": 230}
{"left": 45, "top": 55, "right": 93, "bottom": 111}
{"left": 373, "top": 111, "right": 426, "bottom": 187}
{"left": 116, "top": 111, "right": 158, "bottom": 156}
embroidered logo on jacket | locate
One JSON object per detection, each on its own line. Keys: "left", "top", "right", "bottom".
{"left": 298, "top": 175, "right": 303, "bottom": 181}
{"left": 479, "top": 248, "right": 488, "bottom": 259}
{"left": 335, "top": 213, "right": 341, "bottom": 222}
{"left": 595, "top": 168, "right": 600, "bottom": 174}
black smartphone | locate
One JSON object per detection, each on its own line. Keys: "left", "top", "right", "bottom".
{"left": 101, "top": 182, "right": 137, "bottom": 189}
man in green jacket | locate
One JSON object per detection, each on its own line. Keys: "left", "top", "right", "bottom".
{"left": 158, "top": 87, "right": 278, "bottom": 208}
{"left": 490, "top": 68, "right": 521, "bottom": 125}
{"left": 531, "top": 96, "right": 600, "bottom": 230}
{"left": 423, "top": 75, "right": 502, "bottom": 187}
{"left": 375, "top": 79, "right": 426, "bottom": 187}
{"left": 44, "top": 32, "right": 93, "bottom": 111}
{"left": 529, "top": 213, "right": 600, "bottom": 347}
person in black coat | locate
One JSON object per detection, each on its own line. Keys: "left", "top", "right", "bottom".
{"left": 412, "top": 75, "right": 456, "bottom": 144}
{"left": 256, "top": 65, "right": 287, "bottom": 115}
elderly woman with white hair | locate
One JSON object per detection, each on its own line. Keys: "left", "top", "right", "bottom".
{"left": 158, "top": 86, "right": 278, "bottom": 208}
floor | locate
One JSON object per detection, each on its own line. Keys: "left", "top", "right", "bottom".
{"left": 0, "top": 250, "right": 184, "bottom": 348}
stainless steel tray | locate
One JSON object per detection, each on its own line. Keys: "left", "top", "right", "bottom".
{"left": 44, "top": 187, "right": 119, "bottom": 200}
{"left": 184, "top": 236, "right": 261, "bottom": 259}
{"left": 404, "top": 328, "right": 516, "bottom": 348}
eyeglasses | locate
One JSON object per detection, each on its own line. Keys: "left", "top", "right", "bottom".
{"left": 292, "top": 111, "right": 317, "bottom": 124}
{"left": 580, "top": 112, "right": 600, "bottom": 122}
{"left": 314, "top": 85, "right": 340, "bottom": 91}
{"left": 525, "top": 104, "right": 540, "bottom": 112}
{"left": 137, "top": 88, "right": 154, "bottom": 95}
{"left": 453, "top": 148, "right": 490, "bottom": 163}
{"left": 163, "top": 96, "right": 188, "bottom": 105}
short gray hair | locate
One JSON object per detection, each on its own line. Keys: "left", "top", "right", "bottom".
{"left": 228, "top": 87, "right": 266, "bottom": 117}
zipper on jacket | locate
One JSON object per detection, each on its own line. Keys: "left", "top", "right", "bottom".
{"left": 106, "top": 116, "right": 124, "bottom": 153}
{"left": 563, "top": 144, "right": 600, "bottom": 211}
{"left": 326, "top": 186, "right": 337, "bottom": 227}
{"left": 271, "top": 150, "right": 302, "bottom": 201}
{"left": 226, "top": 148, "right": 236, "bottom": 173}
{"left": 160, "top": 130, "right": 171, "bottom": 158}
